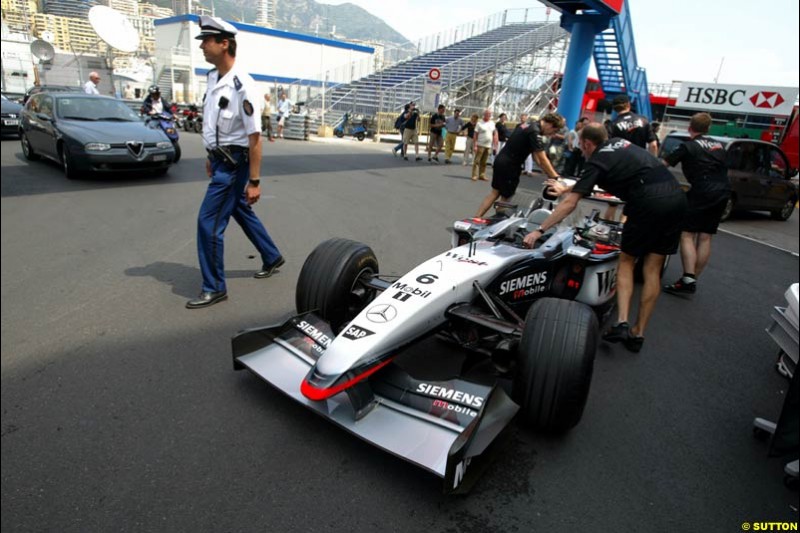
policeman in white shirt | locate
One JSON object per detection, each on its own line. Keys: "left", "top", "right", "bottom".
{"left": 187, "top": 16, "right": 284, "bottom": 309}
{"left": 83, "top": 72, "right": 101, "bottom": 95}
{"left": 276, "top": 92, "right": 291, "bottom": 139}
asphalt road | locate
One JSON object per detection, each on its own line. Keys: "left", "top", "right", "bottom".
{"left": 2, "top": 133, "right": 798, "bottom": 533}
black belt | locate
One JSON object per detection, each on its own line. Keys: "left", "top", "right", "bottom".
{"left": 207, "top": 145, "right": 248, "bottom": 155}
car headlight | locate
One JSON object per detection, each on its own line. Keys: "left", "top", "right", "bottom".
{"left": 84, "top": 142, "right": 111, "bottom": 151}
{"left": 156, "top": 141, "right": 173, "bottom": 149}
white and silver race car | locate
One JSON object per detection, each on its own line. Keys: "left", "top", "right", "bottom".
{"left": 232, "top": 195, "right": 623, "bottom": 493}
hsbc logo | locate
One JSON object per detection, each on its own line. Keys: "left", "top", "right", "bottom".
{"left": 678, "top": 82, "right": 797, "bottom": 116}
{"left": 749, "top": 91, "right": 786, "bottom": 109}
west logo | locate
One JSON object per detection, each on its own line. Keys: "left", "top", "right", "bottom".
{"left": 445, "top": 252, "right": 488, "bottom": 266}
{"left": 596, "top": 269, "right": 617, "bottom": 297}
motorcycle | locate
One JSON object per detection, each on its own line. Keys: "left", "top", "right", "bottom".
{"left": 333, "top": 112, "right": 369, "bottom": 141}
{"left": 183, "top": 104, "right": 202, "bottom": 134}
{"left": 145, "top": 111, "right": 181, "bottom": 163}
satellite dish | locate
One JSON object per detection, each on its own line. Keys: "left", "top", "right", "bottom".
{"left": 30, "top": 39, "right": 55, "bottom": 62}
{"left": 41, "top": 30, "right": 55, "bottom": 43}
{"left": 88, "top": 5, "right": 140, "bottom": 53}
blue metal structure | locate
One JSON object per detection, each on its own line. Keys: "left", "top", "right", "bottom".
{"left": 544, "top": 0, "right": 652, "bottom": 127}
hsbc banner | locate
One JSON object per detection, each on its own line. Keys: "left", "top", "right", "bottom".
{"left": 676, "top": 82, "right": 799, "bottom": 116}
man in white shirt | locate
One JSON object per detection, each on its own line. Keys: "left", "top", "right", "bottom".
{"left": 187, "top": 16, "right": 284, "bottom": 309}
{"left": 472, "top": 109, "right": 497, "bottom": 181}
{"left": 276, "top": 92, "right": 291, "bottom": 139}
{"left": 83, "top": 72, "right": 101, "bottom": 95}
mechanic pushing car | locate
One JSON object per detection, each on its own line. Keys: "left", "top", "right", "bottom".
{"left": 186, "top": 15, "right": 284, "bottom": 309}
{"left": 522, "top": 122, "right": 687, "bottom": 352}
{"left": 661, "top": 112, "right": 730, "bottom": 296}
{"left": 474, "top": 112, "right": 565, "bottom": 218}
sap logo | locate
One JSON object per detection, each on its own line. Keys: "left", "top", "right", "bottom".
{"left": 445, "top": 252, "right": 488, "bottom": 266}
{"left": 297, "top": 320, "right": 332, "bottom": 348}
{"left": 342, "top": 325, "right": 375, "bottom": 341}
{"left": 416, "top": 383, "right": 485, "bottom": 408}
{"left": 596, "top": 268, "right": 617, "bottom": 297}
{"left": 453, "top": 457, "right": 472, "bottom": 489}
{"left": 499, "top": 271, "right": 548, "bottom": 295}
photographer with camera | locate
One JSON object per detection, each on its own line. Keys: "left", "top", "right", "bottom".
{"left": 402, "top": 102, "right": 422, "bottom": 161}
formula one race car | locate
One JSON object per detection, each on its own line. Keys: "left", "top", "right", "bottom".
{"left": 232, "top": 192, "right": 623, "bottom": 493}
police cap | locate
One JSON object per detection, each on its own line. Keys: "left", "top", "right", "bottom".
{"left": 195, "top": 16, "right": 238, "bottom": 40}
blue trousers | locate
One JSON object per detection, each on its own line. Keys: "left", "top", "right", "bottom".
{"left": 197, "top": 152, "right": 281, "bottom": 293}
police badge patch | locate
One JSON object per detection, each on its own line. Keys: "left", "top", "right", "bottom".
{"left": 243, "top": 100, "right": 253, "bottom": 116}
{"left": 233, "top": 75, "right": 242, "bottom": 91}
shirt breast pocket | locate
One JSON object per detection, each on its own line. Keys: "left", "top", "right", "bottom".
{"left": 218, "top": 109, "right": 235, "bottom": 134}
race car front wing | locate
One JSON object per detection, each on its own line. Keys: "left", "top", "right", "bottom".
{"left": 232, "top": 312, "right": 519, "bottom": 493}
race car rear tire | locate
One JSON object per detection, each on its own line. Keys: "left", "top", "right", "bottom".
{"left": 515, "top": 298, "right": 598, "bottom": 433}
{"left": 296, "top": 238, "right": 379, "bottom": 332}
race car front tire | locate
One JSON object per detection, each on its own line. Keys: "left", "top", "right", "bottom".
{"left": 515, "top": 298, "right": 598, "bottom": 433}
{"left": 296, "top": 238, "right": 379, "bottom": 332}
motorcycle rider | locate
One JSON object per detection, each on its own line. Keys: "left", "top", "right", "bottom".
{"left": 141, "top": 85, "right": 172, "bottom": 116}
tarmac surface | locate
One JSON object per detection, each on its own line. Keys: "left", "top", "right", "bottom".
{"left": 2, "top": 133, "right": 798, "bottom": 532}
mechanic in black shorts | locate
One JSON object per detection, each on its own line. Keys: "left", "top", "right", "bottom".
{"left": 662, "top": 112, "right": 730, "bottom": 295}
{"left": 474, "top": 113, "right": 564, "bottom": 218}
{"left": 522, "top": 123, "right": 687, "bottom": 352}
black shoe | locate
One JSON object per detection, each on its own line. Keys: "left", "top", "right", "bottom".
{"left": 602, "top": 322, "right": 630, "bottom": 343}
{"left": 254, "top": 256, "right": 285, "bottom": 279}
{"left": 186, "top": 291, "right": 227, "bottom": 309}
{"left": 415, "top": 157, "right": 423, "bottom": 161}
{"left": 404, "top": 156, "right": 409, "bottom": 161}
{"left": 624, "top": 335, "right": 645, "bottom": 353}
{"left": 428, "top": 157, "right": 432, "bottom": 162}
{"left": 664, "top": 278, "right": 696, "bottom": 295}
{"left": 445, "top": 159, "right": 451, "bottom": 164}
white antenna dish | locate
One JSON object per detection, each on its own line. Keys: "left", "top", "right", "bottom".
{"left": 88, "top": 5, "right": 140, "bottom": 53}
{"left": 41, "top": 30, "right": 55, "bottom": 43}
{"left": 30, "top": 39, "right": 56, "bottom": 62}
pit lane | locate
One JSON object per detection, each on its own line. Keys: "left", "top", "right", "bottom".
{"left": 2, "top": 134, "right": 797, "bottom": 532}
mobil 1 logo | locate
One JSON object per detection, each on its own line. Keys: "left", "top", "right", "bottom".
{"left": 391, "top": 274, "right": 438, "bottom": 303}
{"left": 342, "top": 325, "right": 375, "bottom": 341}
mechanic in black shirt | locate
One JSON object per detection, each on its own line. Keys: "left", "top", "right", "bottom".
{"left": 427, "top": 104, "right": 446, "bottom": 163}
{"left": 402, "top": 101, "right": 422, "bottom": 161}
{"left": 610, "top": 94, "right": 658, "bottom": 156}
{"left": 522, "top": 122, "right": 687, "bottom": 352}
{"left": 474, "top": 113, "right": 564, "bottom": 218}
{"left": 662, "top": 112, "right": 730, "bottom": 295}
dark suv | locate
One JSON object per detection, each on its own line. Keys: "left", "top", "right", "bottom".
{"left": 661, "top": 133, "right": 799, "bottom": 221}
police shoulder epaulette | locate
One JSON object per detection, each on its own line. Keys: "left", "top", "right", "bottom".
{"left": 233, "top": 75, "right": 243, "bottom": 91}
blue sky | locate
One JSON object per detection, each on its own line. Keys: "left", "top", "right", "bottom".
{"left": 320, "top": 0, "right": 799, "bottom": 88}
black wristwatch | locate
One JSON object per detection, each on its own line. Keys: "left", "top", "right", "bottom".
{"left": 248, "top": 179, "right": 261, "bottom": 186}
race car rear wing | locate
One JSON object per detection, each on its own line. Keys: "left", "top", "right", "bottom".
{"left": 232, "top": 312, "right": 519, "bottom": 493}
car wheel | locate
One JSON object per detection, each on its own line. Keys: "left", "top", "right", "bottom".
{"left": 771, "top": 198, "right": 796, "bottom": 221}
{"left": 296, "top": 238, "right": 379, "bottom": 333}
{"left": 515, "top": 297, "right": 598, "bottom": 433}
{"left": 172, "top": 141, "right": 181, "bottom": 163}
{"left": 60, "top": 144, "right": 79, "bottom": 180}
{"left": 20, "top": 132, "right": 39, "bottom": 161}
{"left": 720, "top": 195, "right": 735, "bottom": 222}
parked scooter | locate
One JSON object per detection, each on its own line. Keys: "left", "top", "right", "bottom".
{"left": 183, "top": 104, "right": 202, "bottom": 134}
{"left": 334, "top": 112, "right": 369, "bottom": 141}
{"left": 146, "top": 112, "right": 181, "bottom": 163}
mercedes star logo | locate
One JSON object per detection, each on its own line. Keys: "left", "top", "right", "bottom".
{"left": 366, "top": 304, "right": 397, "bottom": 323}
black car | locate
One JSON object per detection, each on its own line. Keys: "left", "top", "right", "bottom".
{"left": 21, "top": 85, "right": 81, "bottom": 105}
{"left": 1, "top": 94, "right": 23, "bottom": 137}
{"left": 20, "top": 93, "right": 176, "bottom": 179}
{"left": 661, "top": 132, "right": 799, "bottom": 221}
